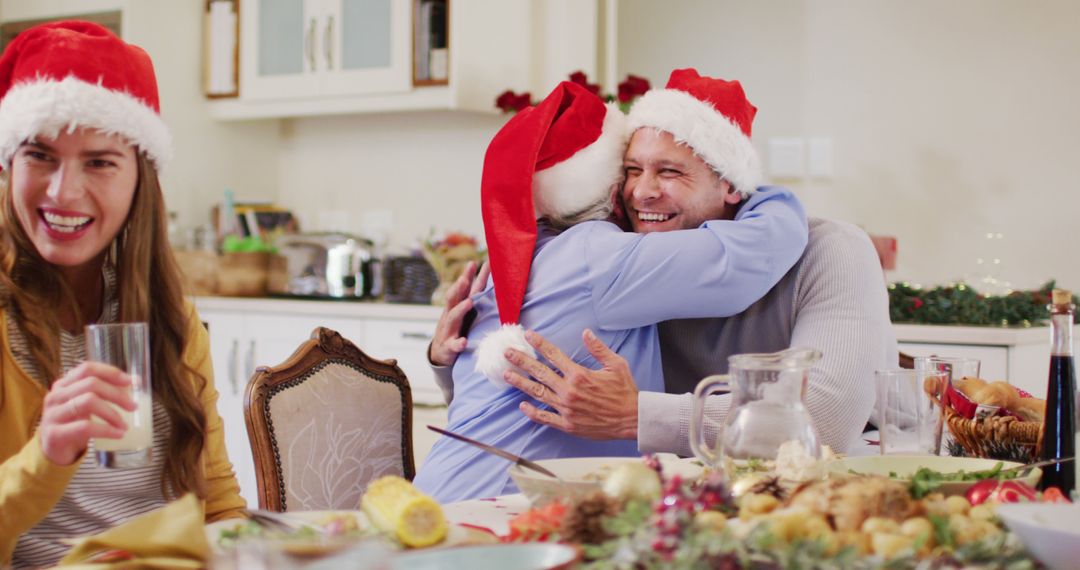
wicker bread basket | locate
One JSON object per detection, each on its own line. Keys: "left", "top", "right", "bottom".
{"left": 944, "top": 407, "right": 1042, "bottom": 462}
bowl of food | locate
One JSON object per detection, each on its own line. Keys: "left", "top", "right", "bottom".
{"left": 996, "top": 502, "right": 1080, "bottom": 570}
{"left": 509, "top": 455, "right": 704, "bottom": 506}
{"left": 829, "top": 455, "right": 1039, "bottom": 496}
{"left": 508, "top": 457, "right": 634, "bottom": 506}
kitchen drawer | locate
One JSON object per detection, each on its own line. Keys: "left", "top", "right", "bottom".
{"left": 362, "top": 318, "right": 442, "bottom": 405}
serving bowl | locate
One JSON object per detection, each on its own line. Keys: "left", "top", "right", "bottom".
{"left": 829, "top": 455, "right": 1040, "bottom": 495}
{"left": 996, "top": 502, "right": 1080, "bottom": 570}
{"left": 508, "top": 455, "right": 705, "bottom": 506}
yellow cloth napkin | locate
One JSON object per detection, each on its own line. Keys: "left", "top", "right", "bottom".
{"left": 59, "top": 493, "right": 209, "bottom": 569}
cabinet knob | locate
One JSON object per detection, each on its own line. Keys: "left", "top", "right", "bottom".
{"left": 401, "top": 331, "right": 433, "bottom": 341}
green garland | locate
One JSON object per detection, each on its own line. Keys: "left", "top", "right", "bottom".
{"left": 889, "top": 280, "right": 1079, "bottom": 327}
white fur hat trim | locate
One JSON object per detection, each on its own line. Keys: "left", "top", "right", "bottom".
{"left": 0, "top": 75, "right": 172, "bottom": 171}
{"left": 475, "top": 324, "right": 537, "bottom": 388}
{"left": 628, "top": 89, "right": 760, "bottom": 197}
{"left": 532, "top": 103, "right": 628, "bottom": 219}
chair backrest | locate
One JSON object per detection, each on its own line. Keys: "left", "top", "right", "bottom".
{"left": 244, "top": 327, "right": 415, "bottom": 512}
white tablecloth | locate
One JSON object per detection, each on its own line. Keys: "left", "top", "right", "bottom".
{"left": 442, "top": 493, "right": 531, "bottom": 537}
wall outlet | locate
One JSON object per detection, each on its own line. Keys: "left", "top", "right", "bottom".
{"left": 808, "top": 137, "right": 834, "bottom": 179}
{"left": 768, "top": 138, "right": 805, "bottom": 179}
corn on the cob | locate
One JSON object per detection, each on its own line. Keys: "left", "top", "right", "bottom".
{"left": 361, "top": 475, "right": 448, "bottom": 547}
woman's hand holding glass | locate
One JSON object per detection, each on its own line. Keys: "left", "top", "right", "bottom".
{"left": 38, "top": 362, "right": 136, "bottom": 466}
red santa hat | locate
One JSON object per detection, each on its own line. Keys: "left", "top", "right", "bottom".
{"left": 0, "top": 20, "right": 171, "bottom": 171}
{"left": 476, "top": 81, "right": 627, "bottom": 386}
{"left": 627, "top": 68, "right": 760, "bottom": 196}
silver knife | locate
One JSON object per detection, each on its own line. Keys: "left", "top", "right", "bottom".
{"left": 1001, "top": 456, "right": 1076, "bottom": 476}
{"left": 427, "top": 425, "right": 561, "bottom": 479}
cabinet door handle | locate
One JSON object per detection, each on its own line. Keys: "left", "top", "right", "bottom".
{"left": 305, "top": 17, "right": 317, "bottom": 71}
{"left": 245, "top": 340, "right": 256, "bottom": 381}
{"left": 324, "top": 15, "right": 334, "bottom": 70}
{"left": 228, "top": 339, "right": 239, "bottom": 396}
{"left": 401, "top": 331, "right": 433, "bottom": 341}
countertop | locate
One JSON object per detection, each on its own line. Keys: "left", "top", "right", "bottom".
{"left": 893, "top": 323, "right": 1078, "bottom": 346}
{"left": 191, "top": 295, "right": 444, "bottom": 320}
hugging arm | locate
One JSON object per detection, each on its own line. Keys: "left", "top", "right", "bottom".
{"left": 587, "top": 188, "right": 807, "bottom": 329}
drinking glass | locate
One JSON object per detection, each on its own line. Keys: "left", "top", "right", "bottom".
{"left": 85, "top": 322, "right": 153, "bottom": 468}
{"left": 915, "top": 356, "right": 980, "bottom": 450}
{"left": 876, "top": 368, "right": 949, "bottom": 455}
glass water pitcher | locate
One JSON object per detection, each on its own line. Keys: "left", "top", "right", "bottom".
{"left": 690, "top": 348, "right": 823, "bottom": 467}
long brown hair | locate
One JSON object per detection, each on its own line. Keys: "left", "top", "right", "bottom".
{"left": 0, "top": 152, "right": 208, "bottom": 499}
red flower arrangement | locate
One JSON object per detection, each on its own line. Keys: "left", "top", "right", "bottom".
{"left": 495, "top": 70, "right": 651, "bottom": 114}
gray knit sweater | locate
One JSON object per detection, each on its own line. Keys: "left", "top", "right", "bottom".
{"left": 642, "top": 218, "right": 897, "bottom": 455}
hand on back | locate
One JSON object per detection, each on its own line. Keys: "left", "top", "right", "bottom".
{"left": 428, "top": 260, "right": 489, "bottom": 367}
{"left": 38, "top": 362, "right": 136, "bottom": 466}
{"left": 503, "top": 329, "right": 639, "bottom": 440}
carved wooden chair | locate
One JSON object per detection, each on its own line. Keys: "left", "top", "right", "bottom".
{"left": 244, "top": 327, "right": 415, "bottom": 512}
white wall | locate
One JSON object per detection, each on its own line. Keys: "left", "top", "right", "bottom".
{"left": 275, "top": 111, "right": 503, "bottom": 251}
{"left": 617, "top": 0, "right": 1080, "bottom": 292}
{"left": 0, "top": 0, "right": 280, "bottom": 230}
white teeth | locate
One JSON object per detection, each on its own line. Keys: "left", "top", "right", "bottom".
{"left": 42, "top": 211, "right": 91, "bottom": 228}
{"left": 637, "top": 212, "right": 673, "bottom": 222}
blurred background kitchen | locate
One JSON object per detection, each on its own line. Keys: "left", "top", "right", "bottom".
{"left": 3, "top": 0, "right": 1076, "bottom": 505}
{"left": 4, "top": 0, "right": 1075, "bottom": 291}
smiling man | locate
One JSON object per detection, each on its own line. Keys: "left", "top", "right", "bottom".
{"left": 431, "top": 69, "right": 897, "bottom": 457}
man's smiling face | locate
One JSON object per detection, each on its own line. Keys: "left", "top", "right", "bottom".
{"left": 621, "top": 128, "right": 741, "bottom": 233}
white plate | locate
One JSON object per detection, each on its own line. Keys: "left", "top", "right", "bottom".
{"left": 206, "top": 511, "right": 369, "bottom": 555}
{"left": 389, "top": 543, "right": 578, "bottom": 570}
{"left": 997, "top": 502, "right": 1080, "bottom": 570}
{"left": 829, "top": 455, "right": 1039, "bottom": 495}
{"left": 206, "top": 510, "right": 486, "bottom": 554}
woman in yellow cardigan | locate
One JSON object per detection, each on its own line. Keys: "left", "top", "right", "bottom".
{"left": 0, "top": 21, "right": 244, "bottom": 567}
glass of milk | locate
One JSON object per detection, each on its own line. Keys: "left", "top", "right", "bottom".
{"left": 85, "top": 322, "right": 153, "bottom": 469}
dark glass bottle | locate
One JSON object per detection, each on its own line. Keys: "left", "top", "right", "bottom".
{"left": 1037, "top": 289, "right": 1076, "bottom": 493}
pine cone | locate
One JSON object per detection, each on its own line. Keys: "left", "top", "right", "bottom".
{"left": 747, "top": 476, "right": 786, "bottom": 502}
{"left": 559, "top": 491, "right": 621, "bottom": 546}
{"left": 981, "top": 437, "right": 1037, "bottom": 463}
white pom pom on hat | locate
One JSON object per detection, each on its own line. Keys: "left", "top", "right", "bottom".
{"left": 474, "top": 324, "right": 536, "bottom": 388}
{"left": 476, "top": 81, "right": 627, "bottom": 387}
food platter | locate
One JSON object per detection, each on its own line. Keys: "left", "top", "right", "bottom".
{"left": 829, "top": 455, "right": 1041, "bottom": 496}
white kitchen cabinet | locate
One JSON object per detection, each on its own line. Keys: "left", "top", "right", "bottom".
{"left": 240, "top": 0, "right": 410, "bottom": 102}
{"left": 211, "top": 0, "right": 602, "bottom": 119}
{"left": 193, "top": 296, "right": 446, "bottom": 504}
{"left": 894, "top": 323, "right": 1080, "bottom": 399}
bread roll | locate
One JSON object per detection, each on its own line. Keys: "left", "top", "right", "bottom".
{"left": 953, "top": 377, "right": 987, "bottom": 400}
{"left": 1012, "top": 397, "right": 1046, "bottom": 423}
{"left": 971, "top": 381, "right": 1018, "bottom": 410}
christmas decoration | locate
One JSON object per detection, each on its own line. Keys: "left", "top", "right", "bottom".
{"left": 420, "top": 231, "right": 485, "bottom": 306}
{"left": 889, "top": 280, "right": 1080, "bottom": 327}
{"left": 495, "top": 71, "right": 651, "bottom": 114}
{"left": 559, "top": 491, "right": 621, "bottom": 545}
